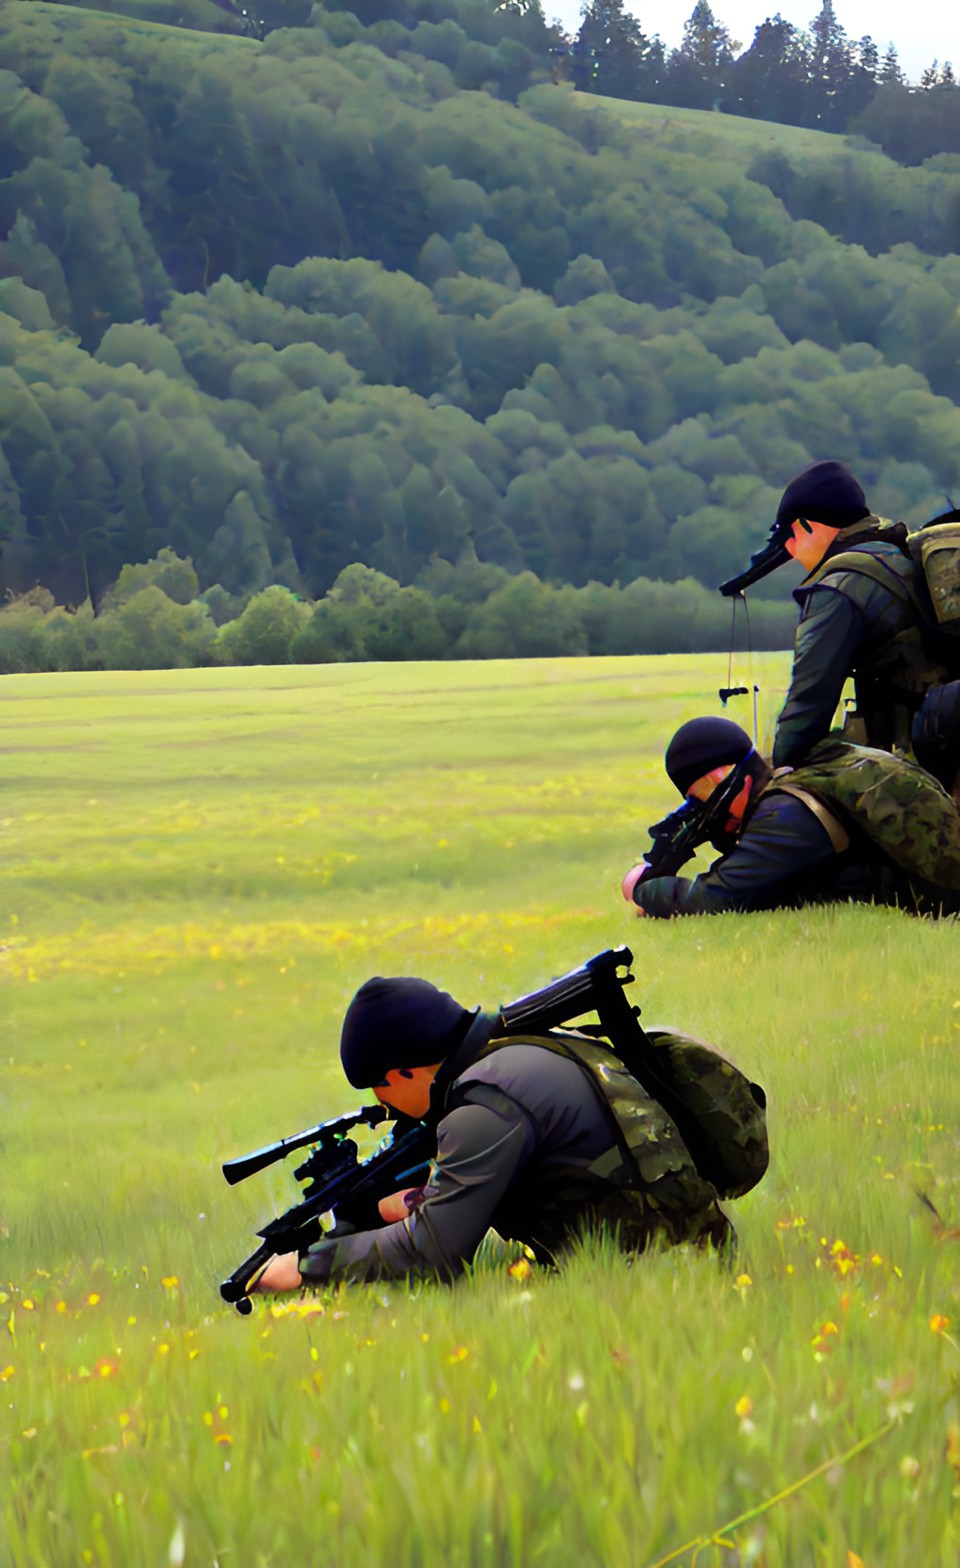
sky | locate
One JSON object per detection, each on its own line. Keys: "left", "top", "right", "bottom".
{"left": 545, "top": 0, "right": 960, "bottom": 84}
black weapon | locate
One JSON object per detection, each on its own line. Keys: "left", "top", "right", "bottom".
{"left": 642, "top": 796, "right": 712, "bottom": 880}
{"left": 219, "top": 1103, "right": 432, "bottom": 1314}
{"left": 635, "top": 753, "right": 756, "bottom": 885}
{"left": 719, "top": 536, "right": 790, "bottom": 598}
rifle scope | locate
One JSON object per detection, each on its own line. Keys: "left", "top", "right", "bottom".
{"left": 221, "top": 1104, "right": 390, "bottom": 1186}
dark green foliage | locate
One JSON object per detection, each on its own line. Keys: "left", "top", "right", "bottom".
{"left": 2, "top": 0, "right": 960, "bottom": 655}
{"left": 94, "top": 584, "right": 216, "bottom": 668}
{"left": 666, "top": 1, "right": 738, "bottom": 112}
{"left": 0, "top": 560, "right": 796, "bottom": 669}
{"left": 853, "top": 85, "right": 960, "bottom": 166}
{"left": 731, "top": 16, "right": 808, "bottom": 124}
{"left": 111, "top": 547, "right": 200, "bottom": 606}
{"left": 571, "top": 0, "right": 662, "bottom": 103}
{"left": 214, "top": 584, "right": 310, "bottom": 664}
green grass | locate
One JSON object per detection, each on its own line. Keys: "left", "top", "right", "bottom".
{"left": 3, "top": 656, "right": 960, "bottom": 1567}
{"left": 580, "top": 89, "right": 888, "bottom": 167}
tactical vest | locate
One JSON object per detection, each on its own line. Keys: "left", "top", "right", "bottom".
{"left": 464, "top": 1028, "right": 768, "bottom": 1258}
{"left": 797, "top": 521, "right": 959, "bottom": 747}
{"left": 770, "top": 738, "right": 960, "bottom": 892}
{"left": 911, "top": 515, "right": 960, "bottom": 637}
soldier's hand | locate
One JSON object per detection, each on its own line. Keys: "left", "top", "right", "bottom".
{"left": 621, "top": 862, "right": 652, "bottom": 905}
{"left": 251, "top": 1251, "right": 302, "bottom": 1292}
{"left": 378, "top": 1186, "right": 423, "bottom": 1223}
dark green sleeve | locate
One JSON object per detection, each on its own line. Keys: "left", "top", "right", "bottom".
{"left": 632, "top": 793, "right": 837, "bottom": 916}
{"left": 772, "top": 586, "right": 865, "bottom": 768}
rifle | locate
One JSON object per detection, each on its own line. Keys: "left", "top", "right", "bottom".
{"left": 220, "top": 947, "right": 701, "bottom": 1313}
{"left": 637, "top": 753, "right": 756, "bottom": 884}
{"left": 718, "top": 535, "right": 790, "bottom": 598}
{"left": 219, "top": 1105, "right": 432, "bottom": 1314}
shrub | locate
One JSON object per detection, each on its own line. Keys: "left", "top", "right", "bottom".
{"left": 93, "top": 587, "right": 215, "bottom": 669}
{"left": 214, "top": 586, "right": 311, "bottom": 665}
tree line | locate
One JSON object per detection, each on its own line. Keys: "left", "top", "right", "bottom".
{"left": 568, "top": 0, "right": 960, "bottom": 147}
{"left": 0, "top": 548, "right": 794, "bottom": 671}
{"left": 94, "top": 0, "right": 960, "bottom": 155}
{"left": 1, "top": 0, "right": 960, "bottom": 651}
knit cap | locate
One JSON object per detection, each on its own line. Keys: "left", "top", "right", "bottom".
{"left": 665, "top": 717, "right": 754, "bottom": 796}
{"left": 774, "top": 460, "right": 869, "bottom": 536}
{"left": 339, "top": 976, "right": 471, "bottom": 1089}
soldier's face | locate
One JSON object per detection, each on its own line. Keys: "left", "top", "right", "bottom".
{"left": 785, "top": 517, "right": 838, "bottom": 570}
{"left": 687, "top": 765, "right": 753, "bottom": 831}
{"left": 687, "top": 764, "right": 734, "bottom": 803}
{"left": 373, "top": 1062, "right": 442, "bottom": 1119}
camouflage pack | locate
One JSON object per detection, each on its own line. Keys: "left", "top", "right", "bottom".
{"left": 909, "top": 515, "right": 960, "bottom": 637}
{"left": 639, "top": 1028, "right": 769, "bottom": 1200}
{"left": 781, "top": 738, "right": 960, "bottom": 890}
{"left": 805, "top": 516, "right": 960, "bottom": 664}
{"left": 482, "top": 1028, "right": 768, "bottom": 1204}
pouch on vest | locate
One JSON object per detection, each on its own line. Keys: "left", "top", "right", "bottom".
{"left": 910, "top": 517, "right": 960, "bottom": 636}
{"left": 801, "top": 523, "right": 960, "bottom": 679}
{"left": 783, "top": 738, "right": 960, "bottom": 890}
{"left": 640, "top": 1028, "right": 769, "bottom": 1199}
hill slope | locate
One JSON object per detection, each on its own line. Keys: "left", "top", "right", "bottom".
{"left": 2, "top": 0, "right": 960, "bottom": 612}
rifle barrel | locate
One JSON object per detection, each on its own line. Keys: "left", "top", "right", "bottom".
{"left": 221, "top": 1104, "right": 390, "bottom": 1186}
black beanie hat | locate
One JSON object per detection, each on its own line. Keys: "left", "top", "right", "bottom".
{"left": 774, "top": 460, "right": 869, "bottom": 537}
{"left": 339, "top": 976, "right": 472, "bottom": 1089}
{"left": 665, "top": 717, "right": 755, "bottom": 796}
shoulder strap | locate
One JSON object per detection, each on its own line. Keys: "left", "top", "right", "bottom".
{"left": 473, "top": 1030, "right": 645, "bottom": 1182}
{"left": 766, "top": 777, "right": 851, "bottom": 853}
{"left": 803, "top": 549, "right": 918, "bottom": 610}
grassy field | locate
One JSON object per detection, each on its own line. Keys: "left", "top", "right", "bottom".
{"left": 3, "top": 655, "right": 960, "bottom": 1568}
{"left": 579, "top": 90, "right": 887, "bottom": 168}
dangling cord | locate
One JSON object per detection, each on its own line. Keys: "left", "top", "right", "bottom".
{"left": 719, "top": 595, "right": 745, "bottom": 706}
{"left": 740, "top": 591, "right": 759, "bottom": 745}
{"left": 726, "top": 593, "right": 737, "bottom": 697}
{"left": 718, "top": 593, "right": 759, "bottom": 745}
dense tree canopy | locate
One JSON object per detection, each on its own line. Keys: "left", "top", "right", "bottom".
{"left": 1, "top": 0, "right": 959, "bottom": 659}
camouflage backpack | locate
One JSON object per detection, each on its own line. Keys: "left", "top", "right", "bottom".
{"left": 909, "top": 514, "right": 960, "bottom": 638}
{"left": 481, "top": 1027, "right": 769, "bottom": 1203}
{"left": 774, "top": 738, "right": 960, "bottom": 891}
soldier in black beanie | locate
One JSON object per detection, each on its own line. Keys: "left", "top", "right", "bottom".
{"left": 720, "top": 460, "right": 958, "bottom": 774}
{"left": 622, "top": 715, "right": 960, "bottom": 919}
{"left": 250, "top": 968, "right": 736, "bottom": 1291}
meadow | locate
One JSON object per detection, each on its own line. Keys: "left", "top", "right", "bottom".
{"left": 2, "top": 654, "right": 960, "bottom": 1568}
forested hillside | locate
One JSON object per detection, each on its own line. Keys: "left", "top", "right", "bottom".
{"left": 2, "top": 0, "right": 960, "bottom": 665}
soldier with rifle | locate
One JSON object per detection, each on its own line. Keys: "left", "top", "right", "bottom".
{"left": 220, "top": 950, "right": 768, "bottom": 1306}
{"left": 622, "top": 716, "right": 960, "bottom": 920}
{"left": 719, "top": 460, "right": 960, "bottom": 798}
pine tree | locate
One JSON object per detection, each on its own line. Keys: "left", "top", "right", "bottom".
{"left": 879, "top": 41, "right": 904, "bottom": 85}
{"left": 678, "top": 0, "right": 738, "bottom": 75}
{"left": 805, "top": 0, "right": 856, "bottom": 126}
{"left": 667, "top": 0, "right": 739, "bottom": 109}
{"left": 856, "top": 35, "right": 879, "bottom": 81}
{"left": 572, "top": 0, "right": 657, "bottom": 100}
{"left": 732, "top": 14, "right": 808, "bottom": 123}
